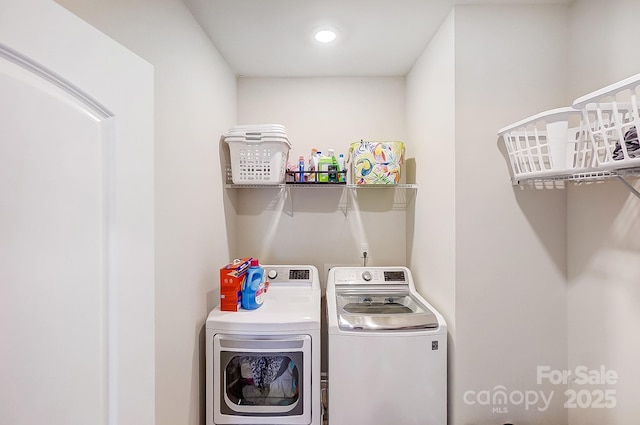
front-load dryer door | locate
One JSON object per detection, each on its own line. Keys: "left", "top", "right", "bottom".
{"left": 213, "top": 334, "right": 311, "bottom": 424}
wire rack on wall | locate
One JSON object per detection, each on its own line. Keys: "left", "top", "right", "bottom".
{"left": 512, "top": 168, "right": 640, "bottom": 199}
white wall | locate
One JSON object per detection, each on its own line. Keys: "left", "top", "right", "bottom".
{"left": 567, "top": 2, "right": 640, "bottom": 424}
{"left": 406, "top": 10, "right": 457, "bottom": 421}
{"left": 408, "top": 5, "right": 570, "bottom": 424}
{"left": 236, "top": 77, "right": 407, "bottom": 374}
{"left": 235, "top": 77, "right": 407, "bottom": 271}
{"left": 53, "top": 1, "right": 237, "bottom": 425}
{"left": 455, "top": 6, "right": 569, "bottom": 425}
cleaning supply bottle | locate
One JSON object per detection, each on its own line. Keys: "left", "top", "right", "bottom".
{"left": 318, "top": 150, "right": 332, "bottom": 182}
{"left": 308, "top": 148, "right": 319, "bottom": 182}
{"left": 337, "top": 153, "right": 346, "bottom": 182}
{"left": 297, "top": 155, "right": 305, "bottom": 182}
{"left": 242, "top": 259, "right": 266, "bottom": 310}
{"left": 327, "top": 148, "right": 339, "bottom": 182}
{"left": 316, "top": 151, "right": 323, "bottom": 181}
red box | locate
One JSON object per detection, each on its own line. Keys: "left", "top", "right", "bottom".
{"left": 219, "top": 257, "right": 252, "bottom": 311}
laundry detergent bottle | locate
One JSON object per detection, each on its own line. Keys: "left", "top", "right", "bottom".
{"left": 242, "top": 259, "right": 266, "bottom": 310}
{"left": 317, "top": 151, "right": 332, "bottom": 182}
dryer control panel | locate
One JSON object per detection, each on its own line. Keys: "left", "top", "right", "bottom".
{"left": 263, "top": 265, "right": 318, "bottom": 288}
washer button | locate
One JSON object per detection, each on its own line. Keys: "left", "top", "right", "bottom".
{"left": 362, "top": 271, "right": 372, "bottom": 281}
{"left": 267, "top": 269, "right": 278, "bottom": 280}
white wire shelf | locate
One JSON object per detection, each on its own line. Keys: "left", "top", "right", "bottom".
{"left": 511, "top": 167, "right": 640, "bottom": 185}
{"left": 512, "top": 168, "right": 640, "bottom": 199}
{"left": 225, "top": 183, "right": 418, "bottom": 189}
{"left": 225, "top": 182, "right": 418, "bottom": 216}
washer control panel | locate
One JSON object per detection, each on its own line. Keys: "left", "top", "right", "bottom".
{"left": 332, "top": 267, "right": 409, "bottom": 285}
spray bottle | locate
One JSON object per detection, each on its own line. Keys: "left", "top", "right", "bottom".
{"left": 308, "top": 149, "right": 319, "bottom": 182}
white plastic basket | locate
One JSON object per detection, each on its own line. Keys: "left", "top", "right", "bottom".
{"left": 226, "top": 135, "right": 291, "bottom": 184}
{"left": 498, "top": 107, "right": 589, "bottom": 180}
{"left": 572, "top": 73, "right": 640, "bottom": 171}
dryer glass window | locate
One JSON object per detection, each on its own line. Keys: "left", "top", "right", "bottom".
{"left": 214, "top": 335, "right": 309, "bottom": 419}
{"left": 224, "top": 354, "right": 300, "bottom": 406}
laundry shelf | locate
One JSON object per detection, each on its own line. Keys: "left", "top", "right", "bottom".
{"left": 511, "top": 167, "right": 640, "bottom": 185}
{"left": 225, "top": 183, "right": 418, "bottom": 216}
{"left": 512, "top": 168, "right": 640, "bottom": 200}
{"left": 225, "top": 183, "right": 418, "bottom": 189}
{"left": 498, "top": 72, "right": 640, "bottom": 200}
{"left": 345, "top": 183, "right": 418, "bottom": 189}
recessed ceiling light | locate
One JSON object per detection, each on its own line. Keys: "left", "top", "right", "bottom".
{"left": 314, "top": 29, "right": 337, "bottom": 44}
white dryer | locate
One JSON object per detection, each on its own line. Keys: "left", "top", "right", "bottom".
{"left": 326, "top": 266, "right": 447, "bottom": 425}
{"left": 206, "top": 265, "right": 321, "bottom": 425}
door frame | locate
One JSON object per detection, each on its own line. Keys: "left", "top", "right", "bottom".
{"left": 0, "top": 1, "right": 155, "bottom": 424}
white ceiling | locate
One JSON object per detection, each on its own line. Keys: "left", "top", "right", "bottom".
{"left": 183, "top": 0, "right": 570, "bottom": 77}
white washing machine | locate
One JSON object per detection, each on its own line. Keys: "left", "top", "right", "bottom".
{"left": 326, "top": 266, "right": 447, "bottom": 425}
{"left": 206, "top": 265, "right": 321, "bottom": 425}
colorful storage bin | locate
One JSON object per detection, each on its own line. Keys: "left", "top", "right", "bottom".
{"left": 349, "top": 141, "right": 405, "bottom": 185}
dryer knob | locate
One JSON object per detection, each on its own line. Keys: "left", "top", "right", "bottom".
{"left": 267, "top": 269, "right": 278, "bottom": 280}
{"left": 362, "top": 271, "right": 372, "bottom": 281}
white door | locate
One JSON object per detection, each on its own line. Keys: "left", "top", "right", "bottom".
{"left": 0, "top": 1, "right": 154, "bottom": 425}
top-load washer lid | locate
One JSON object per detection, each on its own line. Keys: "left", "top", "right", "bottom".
{"left": 335, "top": 289, "right": 439, "bottom": 331}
